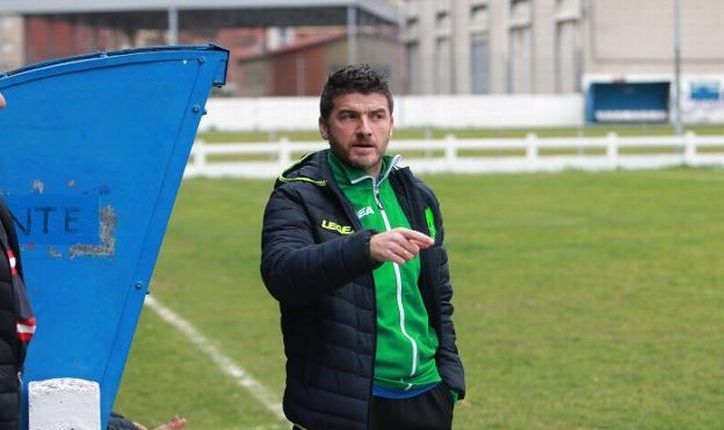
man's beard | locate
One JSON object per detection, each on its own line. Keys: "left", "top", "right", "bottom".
{"left": 328, "top": 135, "right": 384, "bottom": 173}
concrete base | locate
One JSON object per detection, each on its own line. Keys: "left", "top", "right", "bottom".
{"left": 28, "top": 378, "right": 100, "bottom": 430}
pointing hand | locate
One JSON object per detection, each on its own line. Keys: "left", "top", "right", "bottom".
{"left": 370, "top": 228, "right": 434, "bottom": 265}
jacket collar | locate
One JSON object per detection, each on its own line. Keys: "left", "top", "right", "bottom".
{"left": 275, "top": 150, "right": 329, "bottom": 188}
{"left": 327, "top": 151, "right": 401, "bottom": 188}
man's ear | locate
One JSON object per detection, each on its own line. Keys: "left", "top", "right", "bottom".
{"left": 319, "top": 117, "right": 329, "bottom": 140}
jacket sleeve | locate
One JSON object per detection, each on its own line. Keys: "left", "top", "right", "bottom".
{"left": 421, "top": 183, "right": 466, "bottom": 399}
{"left": 435, "top": 243, "right": 466, "bottom": 399}
{"left": 0, "top": 201, "right": 22, "bottom": 276}
{"left": 260, "top": 185, "right": 380, "bottom": 307}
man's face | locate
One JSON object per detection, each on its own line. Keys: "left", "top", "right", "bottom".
{"left": 319, "top": 92, "right": 393, "bottom": 177}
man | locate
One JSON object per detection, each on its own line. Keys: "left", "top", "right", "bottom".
{"left": 261, "top": 65, "right": 465, "bottom": 430}
{"left": 0, "top": 90, "right": 37, "bottom": 429}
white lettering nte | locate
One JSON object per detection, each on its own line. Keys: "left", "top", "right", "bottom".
{"left": 356, "top": 206, "right": 374, "bottom": 220}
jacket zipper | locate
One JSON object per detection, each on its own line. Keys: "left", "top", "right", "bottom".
{"left": 373, "top": 184, "right": 418, "bottom": 380}
{"left": 392, "top": 171, "right": 441, "bottom": 332}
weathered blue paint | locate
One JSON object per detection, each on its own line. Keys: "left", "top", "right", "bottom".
{"left": 4, "top": 194, "right": 100, "bottom": 246}
{"left": 0, "top": 45, "right": 229, "bottom": 429}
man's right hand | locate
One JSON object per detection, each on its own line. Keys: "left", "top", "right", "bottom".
{"left": 370, "top": 228, "right": 434, "bottom": 265}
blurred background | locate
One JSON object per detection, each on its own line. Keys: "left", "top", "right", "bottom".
{"left": 2, "top": 2, "right": 723, "bottom": 429}
{"left": 2, "top": 0, "right": 724, "bottom": 128}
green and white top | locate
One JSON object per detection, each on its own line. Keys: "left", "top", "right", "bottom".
{"left": 327, "top": 152, "right": 441, "bottom": 392}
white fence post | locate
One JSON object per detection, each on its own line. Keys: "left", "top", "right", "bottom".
{"left": 684, "top": 131, "right": 697, "bottom": 166}
{"left": 444, "top": 134, "right": 457, "bottom": 166}
{"left": 279, "top": 137, "right": 291, "bottom": 168}
{"left": 193, "top": 140, "right": 207, "bottom": 174}
{"left": 424, "top": 128, "right": 433, "bottom": 158}
{"left": 525, "top": 133, "right": 539, "bottom": 163}
{"left": 606, "top": 132, "right": 619, "bottom": 167}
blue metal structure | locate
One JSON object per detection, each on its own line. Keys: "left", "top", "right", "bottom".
{"left": 0, "top": 45, "right": 228, "bottom": 428}
{"left": 585, "top": 81, "right": 670, "bottom": 123}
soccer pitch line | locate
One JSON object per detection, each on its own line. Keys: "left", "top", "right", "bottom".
{"left": 144, "top": 295, "right": 287, "bottom": 424}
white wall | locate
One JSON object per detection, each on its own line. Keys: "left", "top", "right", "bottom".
{"left": 199, "top": 94, "right": 585, "bottom": 132}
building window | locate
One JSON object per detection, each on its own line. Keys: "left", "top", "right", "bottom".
{"left": 436, "top": 11, "right": 451, "bottom": 36}
{"left": 406, "top": 17, "right": 419, "bottom": 40}
{"left": 435, "top": 36, "right": 452, "bottom": 94}
{"left": 509, "top": 27, "right": 533, "bottom": 93}
{"left": 469, "top": 4, "right": 489, "bottom": 32}
{"left": 510, "top": 0, "right": 532, "bottom": 24}
{"left": 556, "top": 20, "right": 582, "bottom": 93}
{"left": 470, "top": 33, "right": 490, "bottom": 94}
{"left": 406, "top": 41, "right": 421, "bottom": 94}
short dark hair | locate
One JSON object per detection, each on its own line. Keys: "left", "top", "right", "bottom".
{"left": 319, "top": 64, "right": 393, "bottom": 120}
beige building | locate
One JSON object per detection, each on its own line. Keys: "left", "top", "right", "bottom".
{"left": 403, "top": 0, "right": 724, "bottom": 95}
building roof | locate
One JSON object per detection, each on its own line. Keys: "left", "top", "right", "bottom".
{"left": 237, "top": 28, "right": 396, "bottom": 62}
{"left": 238, "top": 31, "right": 347, "bottom": 61}
{"left": 0, "top": 0, "right": 401, "bottom": 28}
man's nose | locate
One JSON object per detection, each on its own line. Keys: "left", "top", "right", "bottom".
{"left": 357, "top": 116, "right": 372, "bottom": 136}
{"left": 0, "top": 92, "right": 5, "bottom": 109}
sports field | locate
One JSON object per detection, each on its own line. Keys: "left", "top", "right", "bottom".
{"left": 114, "top": 168, "right": 724, "bottom": 429}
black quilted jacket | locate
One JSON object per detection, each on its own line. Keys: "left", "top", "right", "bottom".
{"left": 0, "top": 202, "right": 22, "bottom": 430}
{"left": 261, "top": 150, "right": 465, "bottom": 430}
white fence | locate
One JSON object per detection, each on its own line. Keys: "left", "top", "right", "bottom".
{"left": 183, "top": 132, "right": 724, "bottom": 179}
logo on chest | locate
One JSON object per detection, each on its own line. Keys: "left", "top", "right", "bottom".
{"left": 356, "top": 206, "right": 374, "bottom": 220}
{"left": 321, "top": 219, "right": 354, "bottom": 235}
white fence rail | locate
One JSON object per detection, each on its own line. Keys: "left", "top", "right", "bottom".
{"left": 184, "top": 132, "right": 724, "bottom": 179}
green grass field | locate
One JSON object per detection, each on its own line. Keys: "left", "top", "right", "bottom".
{"left": 115, "top": 168, "right": 724, "bottom": 429}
